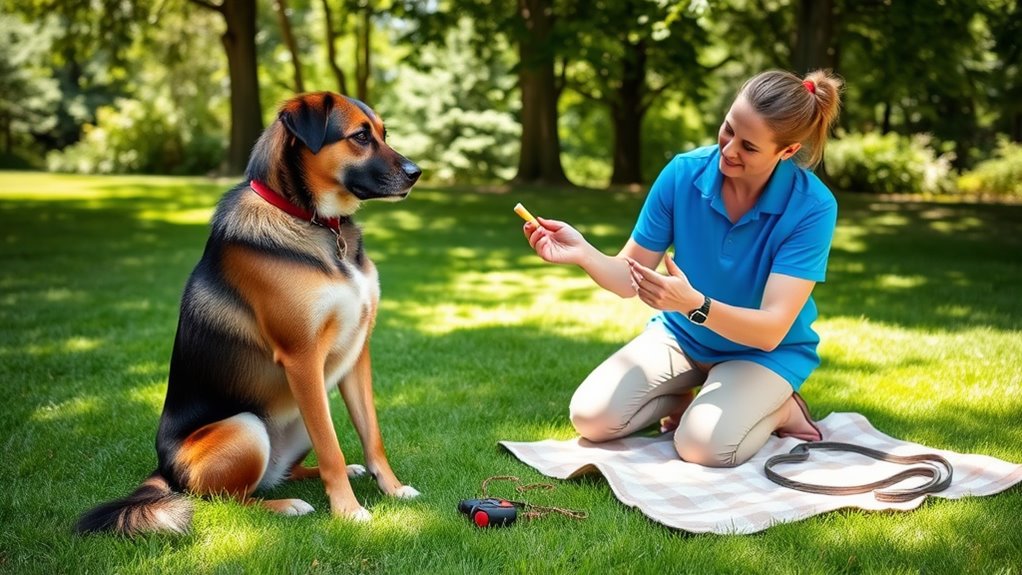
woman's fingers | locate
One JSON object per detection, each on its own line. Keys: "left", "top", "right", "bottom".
{"left": 627, "top": 258, "right": 664, "bottom": 287}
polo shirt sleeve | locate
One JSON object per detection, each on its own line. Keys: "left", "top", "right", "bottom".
{"left": 772, "top": 191, "right": 838, "bottom": 282}
{"left": 631, "top": 156, "right": 679, "bottom": 252}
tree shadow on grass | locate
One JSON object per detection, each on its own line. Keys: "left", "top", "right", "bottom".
{"left": 820, "top": 195, "right": 1022, "bottom": 331}
{"left": 3, "top": 180, "right": 1022, "bottom": 573}
{"left": 806, "top": 355, "right": 1022, "bottom": 460}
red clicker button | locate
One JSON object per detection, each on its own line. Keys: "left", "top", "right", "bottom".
{"left": 474, "top": 510, "right": 489, "bottom": 527}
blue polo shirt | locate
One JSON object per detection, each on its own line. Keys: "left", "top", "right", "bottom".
{"left": 632, "top": 145, "right": 837, "bottom": 390}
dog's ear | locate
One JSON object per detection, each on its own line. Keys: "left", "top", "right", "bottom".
{"left": 279, "top": 94, "right": 344, "bottom": 155}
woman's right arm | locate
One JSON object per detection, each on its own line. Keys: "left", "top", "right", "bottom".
{"left": 524, "top": 218, "right": 663, "bottom": 299}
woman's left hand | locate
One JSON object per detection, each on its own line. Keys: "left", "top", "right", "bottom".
{"left": 627, "top": 256, "right": 700, "bottom": 312}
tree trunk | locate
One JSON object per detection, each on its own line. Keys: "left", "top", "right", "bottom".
{"left": 274, "top": 0, "right": 305, "bottom": 93}
{"left": 610, "top": 40, "right": 646, "bottom": 186}
{"left": 792, "top": 0, "right": 834, "bottom": 74}
{"left": 881, "top": 101, "right": 891, "bottom": 134}
{"left": 355, "top": 1, "right": 371, "bottom": 102}
{"left": 190, "top": 0, "right": 264, "bottom": 175}
{"left": 513, "top": 0, "right": 571, "bottom": 187}
{"left": 321, "top": 0, "right": 349, "bottom": 95}
{"left": 221, "top": 0, "right": 264, "bottom": 175}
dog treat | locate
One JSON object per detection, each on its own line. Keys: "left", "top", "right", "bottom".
{"left": 514, "top": 202, "right": 538, "bottom": 226}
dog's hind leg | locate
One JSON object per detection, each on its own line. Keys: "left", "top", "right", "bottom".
{"left": 177, "top": 412, "right": 314, "bottom": 516}
{"left": 287, "top": 459, "right": 368, "bottom": 481}
{"left": 281, "top": 422, "right": 367, "bottom": 482}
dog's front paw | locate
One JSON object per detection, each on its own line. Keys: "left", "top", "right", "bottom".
{"left": 392, "top": 485, "right": 421, "bottom": 499}
{"left": 346, "top": 507, "right": 372, "bottom": 522}
{"left": 346, "top": 464, "right": 367, "bottom": 478}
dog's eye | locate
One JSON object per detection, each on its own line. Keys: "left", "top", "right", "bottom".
{"left": 352, "top": 130, "right": 371, "bottom": 145}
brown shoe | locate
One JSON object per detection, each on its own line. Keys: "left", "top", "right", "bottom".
{"left": 774, "top": 392, "right": 822, "bottom": 441}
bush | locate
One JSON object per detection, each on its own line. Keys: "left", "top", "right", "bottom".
{"left": 957, "top": 140, "right": 1022, "bottom": 197}
{"left": 824, "top": 132, "right": 956, "bottom": 194}
{"left": 46, "top": 96, "right": 223, "bottom": 175}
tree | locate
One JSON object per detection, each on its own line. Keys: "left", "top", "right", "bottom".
{"left": 512, "top": 0, "right": 571, "bottom": 186}
{"left": 792, "top": 0, "right": 835, "bottom": 75}
{"left": 400, "top": 0, "right": 572, "bottom": 186}
{"left": 188, "top": 0, "right": 264, "bottom": 175}
{"left": 354, "top": 0, "right": 374, "bottom": 101}
{"left": 839, "top": 0, "right": 989, "bottom": 167}
{"left": 563, "top": 0, "right": 712, "bottom": 185}
{"left": 274, "top": 0, "right": 306, "bottom": 92}
{"left": 322, "top": 0, "right": 351, "bottom": 94}
{"left": 988, "top": 0, "right": 1022, "bottom": 142}
{"left": 0, "top": 15, "right": 60, "bottom": 157}
{"left": 1, "top": 0, "right": 148, "bottom": 150}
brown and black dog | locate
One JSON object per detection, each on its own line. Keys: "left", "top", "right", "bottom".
{"left": 76, "top": 92, "right": 421, "bottom": 535}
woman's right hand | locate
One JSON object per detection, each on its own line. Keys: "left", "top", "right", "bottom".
{"left": 524, "top": 217, "right": 587, "bottom": 265}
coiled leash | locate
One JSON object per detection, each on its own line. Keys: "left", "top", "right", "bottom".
{"left": 458, "top": 475, "right": 588, "bottom": 528}
{"left": 764, "top": 441, "right": 953, "bottom": 502}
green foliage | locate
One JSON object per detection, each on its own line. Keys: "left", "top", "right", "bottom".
{"left": 825, "top": 132, "right": 957, "bottom": 195}
{"left": 4, "top": 0, "right": 1022, "bottom": 186}
{"left": 42, "top": 3, "right": 228, "bottom": 175}
{"left": 559, "top": 90, "right": 612, "bottom": 188}
{"left": 0, "top": 14, "right": 61, "bottom": 152}
{"left": 46, "top": 97, "right": 223, "bottom": 175}
{"left": 958, "top": 139, "right": 1022, "bottom": 197}
{"left": 839, "top": 0, "right": 991, "bottom": 152}
{"left": 378, "top": 18, "right": 520, "bottom": 184}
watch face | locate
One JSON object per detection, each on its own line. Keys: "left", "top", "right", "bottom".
{"left": 689, "top": 310, "right": 708, "bottom": 324}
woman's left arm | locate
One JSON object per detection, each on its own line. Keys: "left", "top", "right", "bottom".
{"left": 629, "top": 259, "right": 815, "bottom": 352}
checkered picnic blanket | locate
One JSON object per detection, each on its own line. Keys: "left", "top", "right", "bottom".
{"left": 499, "top": 412, "right": 1022, "bottom": 534}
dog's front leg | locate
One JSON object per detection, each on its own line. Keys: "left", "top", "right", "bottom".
{"left": 340, "top": 343, "right": 420, "bottom": 499}
{"left": 283, "top": 357, "right": 371, "bottom": 521}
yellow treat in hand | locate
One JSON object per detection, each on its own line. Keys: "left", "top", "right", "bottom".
{"left": 514, "top": 202, "right": 538, "bottom": 226}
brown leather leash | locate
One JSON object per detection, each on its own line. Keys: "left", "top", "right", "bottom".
{"left": 764, "top": 441, "right": 954, "bottom": 502}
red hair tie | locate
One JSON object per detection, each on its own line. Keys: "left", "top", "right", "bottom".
{"left": 803, "top": 80, "right": 816, "bottom": 94}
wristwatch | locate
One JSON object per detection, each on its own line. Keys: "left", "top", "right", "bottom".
{"left": 687, "top": 295, "right": 711, "bottom": 325}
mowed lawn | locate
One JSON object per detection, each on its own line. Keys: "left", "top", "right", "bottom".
{"left": 1, "top": 171, "right": 1020, "bottom": 574}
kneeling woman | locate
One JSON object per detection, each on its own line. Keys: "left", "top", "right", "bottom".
{"left": 522, "top": 69, "right": 843, "bottom": 467}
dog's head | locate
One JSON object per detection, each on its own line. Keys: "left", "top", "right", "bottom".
{"left": 246, "top": 92, "right": 420, "bottom": 217}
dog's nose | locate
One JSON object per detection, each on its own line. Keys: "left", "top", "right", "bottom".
{"left": 402, "top": 161, "right": 422, "bottom": 184}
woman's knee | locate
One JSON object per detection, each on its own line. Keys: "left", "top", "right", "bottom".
{"left": 568, "top": 395, "right": 622, "bottom": 442}
{"left": 674, "top": 429, "right": 741, "bottom": 468}
{"left": 672, "top": 404, "right": 743, "bottom": 468}
{"left": 672, "top": 361, "right": 792, "bottom": 467}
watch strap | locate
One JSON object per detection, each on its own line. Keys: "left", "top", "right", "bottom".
{"left": 687, "top": 295, "right": 711, "bottom": 324}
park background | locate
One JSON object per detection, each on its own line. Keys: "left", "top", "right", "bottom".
{"left": 1, "top": 1, "right": 1021, "bottom": 574}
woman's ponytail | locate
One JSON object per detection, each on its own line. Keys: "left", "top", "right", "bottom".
{"left": 738, "top": 69, "right": 844, "bottom": 169}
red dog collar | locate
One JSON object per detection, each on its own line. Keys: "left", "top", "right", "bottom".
{"left": 250, "top": 180, "right": 341, "bottom": 233}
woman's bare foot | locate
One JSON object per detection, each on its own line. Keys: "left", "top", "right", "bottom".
{"left": 659, "top": 389, "right": 696, "bottom": 433}
{"left": 773, "top": 393, "right": 822, "bottom": 441}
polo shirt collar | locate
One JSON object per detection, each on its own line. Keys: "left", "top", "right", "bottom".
{"left": 696, "top": 146, "right": 796, "bottom": 221}
{"left": 759, "top": 158, "right": 796, "bottom": 215}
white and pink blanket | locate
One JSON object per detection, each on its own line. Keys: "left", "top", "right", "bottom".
{"left": 499, "top": 412, "right": 1022, "bottom": 534}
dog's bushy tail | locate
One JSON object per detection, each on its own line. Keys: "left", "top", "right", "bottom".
{"left": 76, "top": 473, "right": 193, "bottom": 536}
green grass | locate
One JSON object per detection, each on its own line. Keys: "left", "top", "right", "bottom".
{"left": 1, "top": 171, "right": 1020, "bottom": 574}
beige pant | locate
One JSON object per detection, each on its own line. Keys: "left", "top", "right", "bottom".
{"left": 568, "top": 325, "right": 794, "bottom": 467}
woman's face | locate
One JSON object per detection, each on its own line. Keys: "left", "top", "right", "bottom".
{"left": 717, "top": 96, "right": 800, "bottom": 181}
